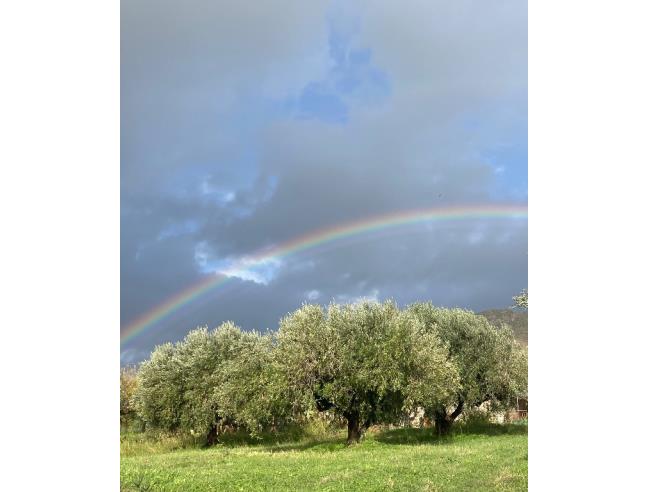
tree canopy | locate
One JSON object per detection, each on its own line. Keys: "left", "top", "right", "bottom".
{"left": 130, "top": 300, "right": 527, "bottom": 444}
{"left": 275, "top": 301, "right": 459, "bottom": 443}
{"left": 513, "top": 289, "right": 528, "bottom": 309}
{"left": 120, "top": 367, "right": 138, "bottom": 426}
{"left": 134, "top": 322, "right": 259, "bottom": 444}
{"left": 407, "top": 303, "right": 528, "bottom": 435}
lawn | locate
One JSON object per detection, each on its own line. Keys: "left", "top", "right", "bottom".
{"left": 120, "top": 423, "right": 527, "bottom": 491}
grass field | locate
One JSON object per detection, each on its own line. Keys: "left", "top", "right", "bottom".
{"left": 120, "top": 422, "right": 527, "bottom": 491}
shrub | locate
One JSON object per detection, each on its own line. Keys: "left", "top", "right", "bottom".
{"left": 120, "top": 366, "right": 139, "bottom": 427}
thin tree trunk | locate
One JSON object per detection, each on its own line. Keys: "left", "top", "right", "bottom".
{"left": 346, "top": 412, "right": 362, "bottom": 445}
{"left": 434, "top": 400, "right": 464, "bottom": 437}
{"left": 434, "top": 411, "right": 452, "bottom": 437}
{"left": 204, "top": 424, "right": 219, "bottom": 447}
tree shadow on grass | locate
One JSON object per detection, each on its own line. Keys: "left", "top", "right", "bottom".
{"left": 373, "top": 427, "right": 441, "bottom": 446}
{"left": 453, "top": 421, "right": 528, "bottom": 437}
{"left": 215, "top": 425, "right": 311, "bottom": 447}
{"left": 374, "top": 423, "right": 528, "bottom": 446}
{"left": 195, "top": 422, "right": 528, "bottom": 452}
{"left": 216, "top": 429, "right": 347, "bottom": 453}
{"left": 265, "top": 437, "right": 347, "bottom": 453}
{"left": 224, "top": 422, "right": 528, "bottom": 452}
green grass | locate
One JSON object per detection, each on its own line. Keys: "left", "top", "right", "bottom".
{"left": 121, "top": 424, "right": 527, "bottom": 491}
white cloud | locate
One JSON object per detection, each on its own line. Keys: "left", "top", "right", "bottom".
{"left": 193, "top": 242, "right": 282, "bottom": 285}
{"left": 336, "top": 288, "right": 380, "bottom": 304}
{"left": 120, "top": 348, "right": 148, "bottom": 366}
{"left": 306, "top": 289, "right": 321, "bottom": 300}
{"left": 193, "top": 241, "right": 211, "bottom": 270}
{"left": 468, "top": 230, "right": 486, "bottom": 245}
{"left": 157, "top": 219, "right": 203, "bottom": 241}
{"left": 221, "top": 257, "right": 282, "bottom": 285}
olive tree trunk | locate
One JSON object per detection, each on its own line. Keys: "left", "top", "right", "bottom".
{"left": 345, "top": 412, "right": 363, "bottom": 445}
{"left": 434, "top": 400, "right": 464, "bottom": 437}
{"left": 204, "top": 424, "right": 219, "bottom": 447}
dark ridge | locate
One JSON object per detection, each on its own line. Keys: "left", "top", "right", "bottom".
{"left": 479, "top": 308, "right": 528, "bottom": 344}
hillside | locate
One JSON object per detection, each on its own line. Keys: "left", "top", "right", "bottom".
{"left": 479, "top": 308, "right": 528, "bottom": 344}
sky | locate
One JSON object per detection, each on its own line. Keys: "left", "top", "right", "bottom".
{"left": 121, "top": 0, "right": 528, "bottom": 364}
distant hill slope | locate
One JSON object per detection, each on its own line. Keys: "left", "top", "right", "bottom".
{"left": 479, "top": 309, "right": 528, "bottom": 344}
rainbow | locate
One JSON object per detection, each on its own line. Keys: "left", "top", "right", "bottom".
{"left": 121, "top": 203, "right": 527, "bottom": 344}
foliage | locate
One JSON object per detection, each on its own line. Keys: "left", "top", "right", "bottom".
{"left": 120, "top": 366, "right": 139, "bottom": 426}
{"left": 215, "top": 331, "right": 294, "bottom": 435}
{"left": 512, "top": 289, "right": 528, "bottom": 309}
{"left": 275, "top": 301, "right": 458, "bottom": 443}
{"left": 134, "top": 342, "right": 184, "bottom": 431}
{"left": 130, "top": 299, "right": 527, "bottom": 444}
{"left": 407, "top": 303, "right": 528, "bottom": 432}
{"left": 134, "top": 322, "right": 256, "bottom": 440}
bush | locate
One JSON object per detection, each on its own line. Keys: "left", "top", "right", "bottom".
{"left": 120, "top": 366, "right": 139, "bottom": 427}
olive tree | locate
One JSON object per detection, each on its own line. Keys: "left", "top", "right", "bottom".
{"left": 215, "top": 331, "right": 295, "bottom": 435}
{"left": 120, "top": 366, "right": 139, "bottom": 426}
{"left": 513, "top": 289, "right": 528, "bottom": 309}
{"left": 276, "top": 301, "right": 458, "bottom": 444}
{"left": 133, "top": 342, "right": 184, "bottom": 432}
{"left": 408, "top": 303, "right": 528, "bottom": 435}
{"left": 134, "top": 322, "right": 253, "bottom": 445}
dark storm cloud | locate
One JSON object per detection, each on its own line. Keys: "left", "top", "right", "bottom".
{"left": 121, "top": 0, "right": 528, "bottom": 363}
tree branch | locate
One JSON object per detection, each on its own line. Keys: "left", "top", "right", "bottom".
{"left": 449, "top": 399, "right": 464, "bottom": 420}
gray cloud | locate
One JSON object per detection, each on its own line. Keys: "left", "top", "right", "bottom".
{"left": 121, "top": 0, "right": 527, "bottom": 362}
